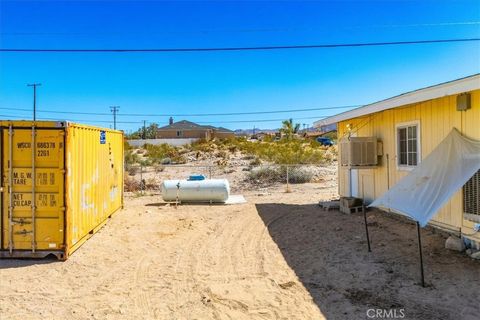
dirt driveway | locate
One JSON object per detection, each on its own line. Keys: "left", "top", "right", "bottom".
{"left": 1, "top": 184, "right": 478, "bottom": 320}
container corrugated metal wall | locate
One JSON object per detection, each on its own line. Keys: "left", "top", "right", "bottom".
{"left": 0, "top": 121, "right": 124, "bottom": 259}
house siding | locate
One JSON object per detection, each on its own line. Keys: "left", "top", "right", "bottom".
{"left": 157, "top": 129, "right": 211, "bottom": 139}
{"left": 157, "top": 129, "right": 234, "bottom": 140}
{"left": 338, "top": 90, "right": 480, "bottom": 240}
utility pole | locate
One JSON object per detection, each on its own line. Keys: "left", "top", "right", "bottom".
{"left": 143, "top": 120, "right": 147, "bottom": 139}
{"left": 110, "top": 106, "right": 120, "bottom": 130}
{"left": 27, "top": 83, "right": 41, "bottom": 121}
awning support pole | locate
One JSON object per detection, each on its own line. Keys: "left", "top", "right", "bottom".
{"left": 363, "top": 205, "right": 371, "bottom": 252}
{"left": 416, "top": 221, "right": 425, "bottom": 287}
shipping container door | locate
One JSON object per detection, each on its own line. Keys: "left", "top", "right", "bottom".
{"left": 2, "top": 127, "right": 65, "bottom": 252}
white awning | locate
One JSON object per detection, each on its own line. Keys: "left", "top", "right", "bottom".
{"left": 369, "top": 129, "right": 480, "bottom": 227}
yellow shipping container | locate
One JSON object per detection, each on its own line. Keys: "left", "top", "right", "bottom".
{"left": 0, "top": 121, "right": 124, "bottom": 260}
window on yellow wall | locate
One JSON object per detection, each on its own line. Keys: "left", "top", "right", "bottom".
{"left": 396, "top": 122, "right": 420, "bottom": 167}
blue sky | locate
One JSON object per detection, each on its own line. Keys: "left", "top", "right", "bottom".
{"left": 0, "top": 0, "right": 479, "bottom": 132}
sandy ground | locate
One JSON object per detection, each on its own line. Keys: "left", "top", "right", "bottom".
{"left": 1, "top": 178, "right": 479, "bottom": 319}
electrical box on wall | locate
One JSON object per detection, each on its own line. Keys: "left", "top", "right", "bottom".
{"left": 457, "top": 93, "right": 471, "bottom": 111}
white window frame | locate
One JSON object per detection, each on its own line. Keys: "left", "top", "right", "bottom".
{"left": 176, "top": 130, "right": 183, "bottom": 137}
{"left": 395, "top": 120, "right": 421, "bottom": 171}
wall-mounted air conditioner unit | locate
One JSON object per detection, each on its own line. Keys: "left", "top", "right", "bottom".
{"left": 340, "top": 137, "right": 380, "bottom": 168}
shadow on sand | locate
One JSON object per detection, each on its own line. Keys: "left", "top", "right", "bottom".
{"left": 0, "top": 255, "right": 59, "bottom": 269}
{"left": 255, "top": 203, "right": 479, "bottom": 320}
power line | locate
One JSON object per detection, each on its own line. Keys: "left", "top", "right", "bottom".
{"left": 3, "top": 21, "right": 479, "bottom": 36}
{"left": 0, "top": 105, "right": 359, "bottom": 117}
{"left": 1, "top": 38, "right": 478, "bottom": 53}
{"left": 0, "top": 113, "right": 328, "bottom": 125}
{"left": 196, "top": 116, "right": 326, "bottom": 124}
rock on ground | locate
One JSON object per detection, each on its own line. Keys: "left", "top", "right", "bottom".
{"left": 445, "top": 236, "right": 466, "bottom": 252}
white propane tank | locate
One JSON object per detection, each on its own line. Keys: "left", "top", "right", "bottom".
{"left": 161, "top": 179, "right": 230, "bottom": 202}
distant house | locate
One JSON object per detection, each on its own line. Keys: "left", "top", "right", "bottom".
{"left": 156, "top": 118, "right": 235, "bottom": 139}
{"left": 314, "top": 74, "right": 480, "bottom": 244}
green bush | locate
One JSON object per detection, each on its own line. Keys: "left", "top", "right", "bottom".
{"left": 160, "top": 157, "right": 172, "bottom": 165}
{"left": 139, "top": 158, "right": 152, "bottom": 167}
{"left": 248, "top": 166, "right": 313, "bottom": 184}
{"left": 125, "top": 150, "right": 140, "bottom": 165}
{"left": 233, "top": 139, "right": 327, "bottom": 165}
{"left": 143, "top": 143, "right": 181, "bottom": 163}
{"left": 249, "top": 157, "right": 262, "bottom": 166}
{"left": 248, "top": 166, "right": 282, "bottom": 183}
{"left": 282, "top": 166, "right": 314, "bottom": 183}
{"left": 128, "top": 166, "right": 139, "bottom": 176}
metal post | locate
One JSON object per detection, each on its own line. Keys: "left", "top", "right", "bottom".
{"left": 27, "top": 83, "right": 41, "bottom": 121}
{"left": 363, "top": 205, "right": 371, "bottom": 252}
{"left": 417, "top": 221, "right": 425, "bottom": 287}
{"left": 286, "top": 165, "right": 291, "bottom": 193}
{"left": 175, "top": 182, "right": 180, "bottom": 209}
{"left": 33, "top": 85, "right": 36, "bottom": 121}
{"left": 8, "top": 125, "right": 14, "bottom": 254}
{"left": 140, "top": 164, "right": 143, "bottom": 194}
{"left": 386, "top": 154, "right": 390, "bottom": 190}
{"left": 31, "top": 125, "right": 36, "bottom": 252}
{"left": 349, "top": 168, "right": 353, "bottom": 197}
{"left": 143, "top": 120, "right": 147, "bottom": 140}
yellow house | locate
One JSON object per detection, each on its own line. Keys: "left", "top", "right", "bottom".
{"left": 314, "top": 74, "right": 480, "bottom": 243}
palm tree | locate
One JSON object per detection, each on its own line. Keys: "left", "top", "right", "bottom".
{"left": 280, "top": 118, "right": 301, "bottom": 140}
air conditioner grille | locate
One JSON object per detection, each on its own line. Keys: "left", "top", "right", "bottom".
{"left": 464, "top": 170, "right": 479, "bottom": 218}
{"left": 340, "top": 137, "right": 378, "bottom": 167}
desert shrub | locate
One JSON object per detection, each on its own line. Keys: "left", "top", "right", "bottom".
{"left": 123, "top": 143, "right": 188, "bottom": 165}
{"left": 143, "top": 143, "right": 181, "bottom": 163}
{"left": 248, "top": 166, "right": 282, "bottom": 183}
{"left": 139, "top": 158, "right": 152, "bottom": 167}
{"left": 128, "top": 166, "right": 139, "bottom": 176}
{"left": 172, "top": 155, "right": 187, "bottom": 164}
{"left": 124, "top": 177, "right": 141, "bottom": 191}
{"left": 216, "top": 158, "right": 228, "bottom": 166}
{"left": 154, "top": 164, "right": 165, "bottom": 173}
{"left": 282, "top": 166, "right": 314, "bottom": 183}
{"left": 242, "top": 154, "right": 255, "bottom": 160}
{"left": 177, "top": 146, "right": 190, "bottom": 155}
{"left": 190, "top": 139, "right": 216, "bottom": 153}
{"left": 125, "top": 150, "right": 139, "bottom": 166}
{"left": 160, "top": 157, "right": 172, "bottom": 165}
{"left": 145, "top": 178, "right": 158, "bottom": 190}
{"left": 148, "top": 136, "right": 332, "bottom": 166}
{"left": 235, "top": 139, "right": 328, "bottom": 165}
{"left": 124, "top": 141, "right": 133, "bottom": 151}
{"left": 216, "top": 150, "right": 229, "bottom": 159}
{"left": 248, "top": 165, "right": 313, "bottom": 184}
{"left": 249, "top": 157, "right": 261, "bottom": 166}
